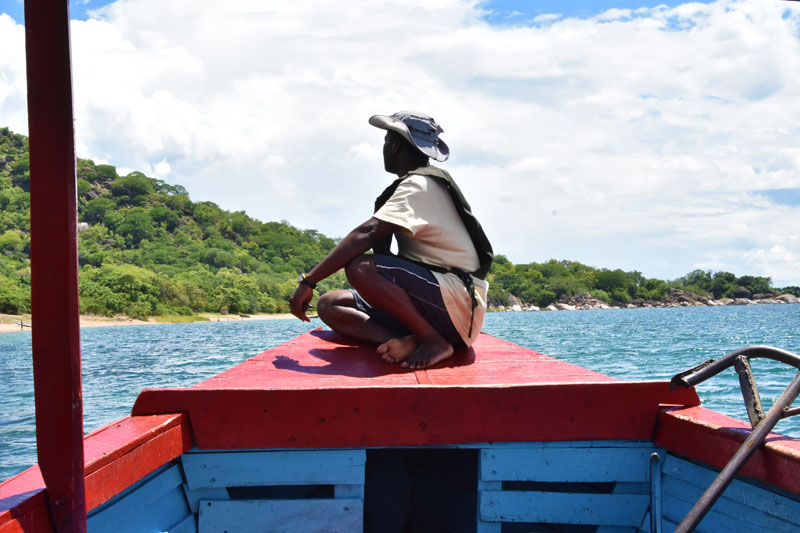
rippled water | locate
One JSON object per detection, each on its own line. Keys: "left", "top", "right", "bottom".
{"left": 2, "top": 305, "right": 799, "bottom": 482}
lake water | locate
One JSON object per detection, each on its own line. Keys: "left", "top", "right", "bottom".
{"left": 2, "top": 305, "right": 799, "bottom": 482}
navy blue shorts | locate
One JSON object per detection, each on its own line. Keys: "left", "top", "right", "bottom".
{"left": 351, "top": 254, "right": 466, "bottom": 351}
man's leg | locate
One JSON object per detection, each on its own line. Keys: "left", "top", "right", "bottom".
{"left": 317, "top": 289, "right": 420, "bottom": 362}
{"left": 344, "top": 255, "right": 454, "bottom": 369}
{"left": 317, "top": 289, "right": 400, "bottom": 345}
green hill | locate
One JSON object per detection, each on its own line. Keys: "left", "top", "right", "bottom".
{"left": 1, "top": 126, "right": 795, "bottom": 318}
{"left": 0, "top": 126, "right": 346, "bottom": 318}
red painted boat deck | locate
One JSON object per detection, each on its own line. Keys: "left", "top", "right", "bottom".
{"left": 132, "top": 330, "right": 699, "bottom": 449}
{"left": 196, "top": 329, "right": 618, "bottom": 389}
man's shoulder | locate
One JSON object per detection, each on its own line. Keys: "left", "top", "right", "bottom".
{"left": 395, "top": 173, "right": 430, "bottom": 191}
{"left": 407, "top": 165, "right": 452, "bottom": 182}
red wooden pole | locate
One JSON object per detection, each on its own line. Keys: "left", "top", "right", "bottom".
{"left": 24, "top": 0, "right": 87, "bottom": 531}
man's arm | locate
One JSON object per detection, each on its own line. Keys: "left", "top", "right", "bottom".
{"left": 289, "top": 216, "right": 402, "bottom": 321}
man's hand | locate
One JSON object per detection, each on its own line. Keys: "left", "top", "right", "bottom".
{"left": 289, "top": 284, "right": 314, "bottom": 322}
{"left": 287, "top": 217, "right": 399, "bottom": 323}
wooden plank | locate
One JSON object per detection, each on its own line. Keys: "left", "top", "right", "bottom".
{"left": 24, "top": 1, "right": 85, "bottom": 530}
{"left": 169, "top": 515, "right": 197, "bottom": 533}
{"left": 0, "top": 493, "right": 53, "bottom": 533}
{"left": 640, "top": 510, "right": 679, "bottom": 533}
{"left": 478, "top": 440, "right": 658, "bottom": 449}
{"left": 133, "top": 381, "right": 699, "bottom": 449}
{"left": 661, "top": 469, "right": 800, "bottom": 531}
{"left": 192, "top": 330, "right": 613, "bottom": 390}
{"left": 660, "top": 483, "right": 780, "bottom": 532}
{"left": 662, "top": 455, "right": 800, "bottom": 519}
{"left": 0, "top": 467, "right": 48, "bottom": 529}
{"left": 480, "top": 490, "right": 650, "bottom": 526}
{"left": 85, "top": 418, "right": 192, "bottom": 510}
{"left": 656, "top": 406, "right": 800, "bottom": 496}
{"left": 481, "top": 447, "right": 655, "bottom": 483}
{"left": 475, "top": 521, "right": 501, "bottom": 533}
{"left": 182, "top": 485, "right": 228, "bottom": 514}
{"left": 198, "top": 499, "right": 363, "bottom": 533}
{"left": 87, "top": 464, "right": 190, "bottom": 533}
{"left": 0, "top": 413, "right": 191, "bottom": 530}
{"left": 182, "top": 450, "right": 365, "bottom": 489}
{"left": 149, "top": 329, "right": 689, "bottom": 389}
{"left": 83, "top": 414, "right": 190, "bottom": 475}
{"left": 477, "top": 477, "right": 503, "bottom": 533}
{"left": 655, "top": 407, "right": 800, "bottom": 496}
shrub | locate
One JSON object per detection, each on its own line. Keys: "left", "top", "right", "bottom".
{"left": 590, "top": 289, "right": 611, "bottom": 304}
{"left": 611, "top": 287, "right": 632, "bottom": 304}
{"left": 536, "top": 290, "right": 557, "bottom": 308}
{"left": 0, "top": 280, "right": 28, "bottom": 313}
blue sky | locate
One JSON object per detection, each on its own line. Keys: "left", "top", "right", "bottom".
{"left": 1, "top": 0, "right": 718, "bottom": 25}
{"left": 1, "top": 1, "right": 799, "bottom": 286}
{"left": 481, "top": 0, "right": 715, "bottom": 22}
{"left": 0, "top": 0, "right": 110, "bottom": 23}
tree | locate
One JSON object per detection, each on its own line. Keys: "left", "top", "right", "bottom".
{"left": 710, "top": 272, "right": 736, "bottom": 299}
{"left": 149, "top": 205, "right": 180, "bottom": 232}
{"left": 111, "top": 174, "right": 155, "bottom": 200}
{"left": 0, "top": 279, "right": 28, "bottom": 313}
{"left": 116, "top": 209, "right": 156, "bottom": 246}
{"left": 95, "top": 164, "right": 119, "bottom": 181}
{"left": 736, "top": 275, "right": 771, "bottom": 296}
{"left": 595, "top": 269, "right": 628, "bottom": 293}
{"left": 82, "top": 197, "right": 116, "bottom": 223}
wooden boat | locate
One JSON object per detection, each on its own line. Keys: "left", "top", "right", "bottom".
{"left": 7, "top": 3, "right": 800, "bottom": 532}
{"left": 3, "top": 330, "right": 800, "bottom": 532}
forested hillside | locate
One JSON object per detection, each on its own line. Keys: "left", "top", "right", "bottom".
{"left": 1, "top": 127, "right": 796, "bottom": 318}
{"left": 0, "top": 127, "right": 346, "bottom": 317}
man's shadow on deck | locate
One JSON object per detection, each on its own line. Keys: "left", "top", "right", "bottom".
{"left": 271, "top": 329, "right": 476, "bottom": 378}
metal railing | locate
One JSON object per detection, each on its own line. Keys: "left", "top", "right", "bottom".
{"left": 669, "top": 345, "right": 800, "bottom": 532}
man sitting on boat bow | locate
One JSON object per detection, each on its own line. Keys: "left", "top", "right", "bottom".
{"left": 289, "top": 111, "right": 492, "bottom": 369}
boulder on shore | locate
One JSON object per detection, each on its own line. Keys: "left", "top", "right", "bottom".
{"left": 487, "top": 289, "right": 799, "bottom": 313}
{"left": 732, "top": 286, "right": 753, "bottom": 299}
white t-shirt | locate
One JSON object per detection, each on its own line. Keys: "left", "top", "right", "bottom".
{"left": 372, "top": 173, "right": 488, "bottom": 347}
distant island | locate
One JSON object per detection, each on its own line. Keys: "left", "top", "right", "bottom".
{"left": 1, "top": 126, "right": 798, "bottom": 322}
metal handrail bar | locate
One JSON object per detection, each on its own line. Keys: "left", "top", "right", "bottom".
{"left": 670, "top": 345, "right": 800, "bottom": 390}
{"left": 670, "top": 345, "right": 800, "bottom": 532}
{"left": 650, "top": 452, "right": 662, "bottom": 533}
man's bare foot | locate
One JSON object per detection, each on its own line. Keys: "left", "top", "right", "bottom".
{"left": 401, "top": 337, "right": 454, "bottom": 369}
{"left": 377, "top": 335, "right": 419, "bottom": 364}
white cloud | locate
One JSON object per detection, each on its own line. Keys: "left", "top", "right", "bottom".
{"left": 0, "top": 13, "right": 27, "bottom": 134}
{"left": 153, "top": 158, "right": 171, "bottom": 178}
{"left": 3, "top": 0, "right": 800, "bottom": 285}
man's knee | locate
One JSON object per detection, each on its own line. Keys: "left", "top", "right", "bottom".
{"left": 317, "top": 289, "right": 351, "bottom": 322}
{"left": 344, "top": 255, "right": 376, "bottom": 286}
{"left": 316, "top": 291, "right": 336, "bottom": 319}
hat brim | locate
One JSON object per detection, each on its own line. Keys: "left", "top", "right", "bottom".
{"left": 369, "top": 114, "right": 450, "bottom": 162}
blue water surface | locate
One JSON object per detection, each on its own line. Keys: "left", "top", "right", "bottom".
{"left": 2, "top": 305, "right": 799, "bottom": 482}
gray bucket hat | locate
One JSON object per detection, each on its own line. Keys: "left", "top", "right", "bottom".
{"left": 369, "top": 111, "right": 450, "bottom": 162}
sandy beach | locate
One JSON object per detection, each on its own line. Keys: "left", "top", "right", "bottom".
{"left": 0, "top": 312, "right": 297, "bottom": 333}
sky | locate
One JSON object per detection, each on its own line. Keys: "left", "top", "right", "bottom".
{"left": 1, "top": 0, "right": 799, "bottom": 287}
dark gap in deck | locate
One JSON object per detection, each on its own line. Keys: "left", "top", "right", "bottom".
{"left": 364, "top": 449, "right": 478, "bottom": 533}
{"left": 226, "top": 484, "right": 335, "bottom": 500}
{"left": 502, "top": 481, "right": 617, "bottom": 494}
{"left": 502, "top": 523, "right": 599, "bottom": 532}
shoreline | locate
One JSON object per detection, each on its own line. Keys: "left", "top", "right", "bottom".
{"left": 490, "top": 290, "right": 800, "bottom": 313}
{"left": 0, "top": 312, "right": 298, "bottom": 334}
